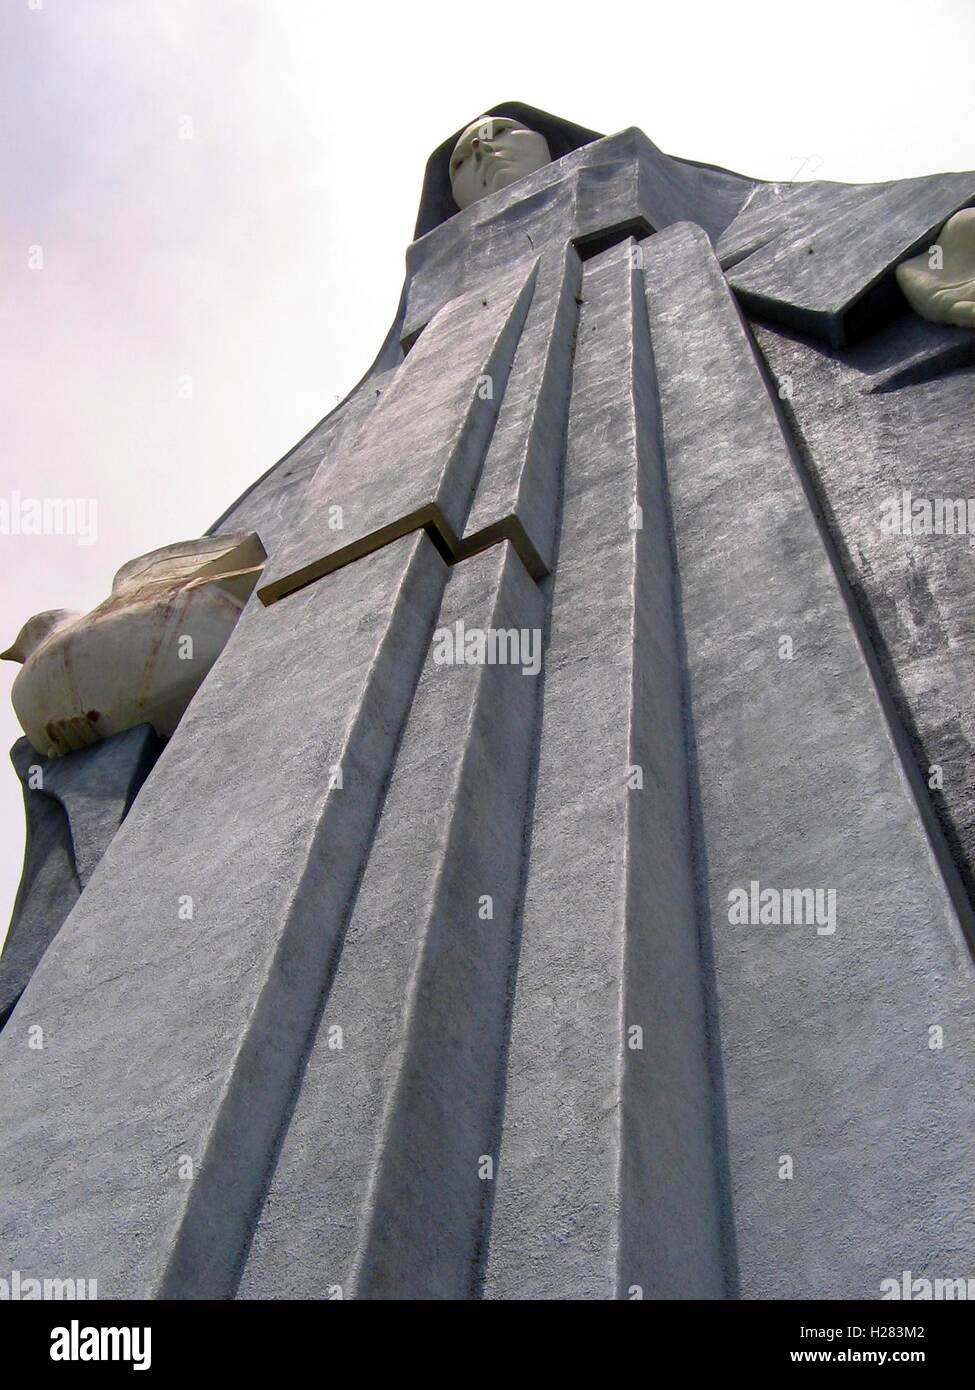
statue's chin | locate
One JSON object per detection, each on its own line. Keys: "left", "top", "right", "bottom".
{"left": 456, "top": 161, "right": 544, "bottom": 210}
{"left": 488, "top": 166, "right": 527, "bottom": 195}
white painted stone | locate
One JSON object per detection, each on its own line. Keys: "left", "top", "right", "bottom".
{"left": 896, "top": 208, "right": 975, "bottom": 328}
{"left": 2, "top": 533, "right": 265, "bottom": 756}
{"left": 450, "top": 115, "right": 551, "bottom": 210}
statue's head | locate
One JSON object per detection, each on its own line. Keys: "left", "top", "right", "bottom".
{"left": 449, "top": 115, "right": 552, "bottom": 210}
{"left": 1, "top": 609, "right": 81, "bottom": 665}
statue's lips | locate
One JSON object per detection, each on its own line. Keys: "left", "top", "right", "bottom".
{"left": 481, "top": 152, "right": 520, "bottom": 187}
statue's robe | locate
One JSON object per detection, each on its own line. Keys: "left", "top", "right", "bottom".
{"left": 0, "top": 727, "right": 160, "bottom": 1028}
{"left": 1, "top": 104, "right": 974, "bottom": 1299}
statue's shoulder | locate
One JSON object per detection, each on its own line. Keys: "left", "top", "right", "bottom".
{"left": 716, "top": 167, "right": 975, "bottom": 347}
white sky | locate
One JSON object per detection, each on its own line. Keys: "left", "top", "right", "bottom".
{"left": 1, "top": 0, "right": 973, "bottom": 943}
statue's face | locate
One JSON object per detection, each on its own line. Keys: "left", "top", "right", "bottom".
{"left": 450, "top": 116, "right": 552, "bottom": 210}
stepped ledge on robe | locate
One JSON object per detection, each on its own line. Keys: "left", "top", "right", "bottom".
{"left": 1, "top": 102, "right": 974, "bottom": 1301}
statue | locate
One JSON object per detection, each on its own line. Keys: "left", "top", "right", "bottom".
{"left": 449, "top": 115, "right": 552, "bottom": 209}
{"left": 896, "top": 208, "right": 975, "bottom": 327}
{"left": 1, "top": 101, "right": 974, "bottom": 1303}
{"left": 0, "top": 532, "right": 264, "bottom": 1028}
{"left": 3, "top": 532, "right": 265, "bottom": 756}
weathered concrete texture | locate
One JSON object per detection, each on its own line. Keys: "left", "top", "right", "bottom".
{"left": 211, "top": 360, "right": 399, "bottom": 556}
{"left": 896, "top": 207, "right": 975, "bottom": 330}
{"left": 752, "top": 314, "right": 975, "bottom": 918}
{"left": 215, "top": 117, "right": 732, "bottom": 550}
{"left": 0, "top": 531, "right": 448, "bottom": 1297}
{"left": 212, "top": 108, "right": 974, "bottom": 563}
{"left": 462, "top": 246, "right": 582, "bottom": 576}
{"left": 258, "top": 259, "right": 538, "bottom": 602}
{"left": 643, "top": 221, "right": 975, "bottom": 1299}
{"left": 484, "top": 241, "right": 726, "bottom": 1300}
{"left": 1, "top": 742, "right": 78, "bottom": 1030}
{"left": 401, "top": 128, "right": 754, "bottom": 347}
{"left": 239, "top": 542, "right": 543, "bottom": 1300}
{"left": 0, "top": 726, "right": 160, "bottom": 1030}
{"left": 40, "top": 723, "right": 162, "bottom": 887}
{"left": 861, "top": 315, "right": 975, "bottom": 395}
{"left": 718, "top": 175, "right": 975, "bottom": 347}
{"left": 6, "top": 105, "right": 975, "bottom": 1302}
{"left": 414, "top": 101, "right": 761, "bottom": 243}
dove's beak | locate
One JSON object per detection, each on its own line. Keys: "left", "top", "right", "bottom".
{"left": 0, "top": 646, "right": 20, "bottom": 663}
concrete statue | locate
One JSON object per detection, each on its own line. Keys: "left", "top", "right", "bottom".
{"left": 0, "top": 531, "right": 264, "bottom": 1030}
{"left": 1, "top": 101, "right": 974, "bottom": 1302}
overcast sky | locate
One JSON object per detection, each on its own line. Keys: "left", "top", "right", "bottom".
{"left": 1, "top": 0, "right": 973, "bottom": 943}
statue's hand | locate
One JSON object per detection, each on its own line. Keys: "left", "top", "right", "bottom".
{"left": 896, "top": 208, "right": 975, "bottom": 329}
{"left": 45, "top": 713, "right": 103, "bottom": 756}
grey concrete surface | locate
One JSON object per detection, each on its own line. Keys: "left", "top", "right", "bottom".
{"left": 259, "top": 259, "right": 538, "bottom": 602}
{"left": 240, "top": 542, "right": 543, "bottom": 1299}
{"left": 719, "top": 175, "right": 975, "bottom": 347}
{"left": 400, "top": 128, "right": 752, "bottom": 346}
{"left": 0, "top": 532, "right": 448, "bottom": 1297}
{"left": 0, "top": 725, "right": 160, "bottom": 1030}
{"left": 753, "top": 313, "right": 975, "bottom": 921}
{"left": 484, "top": 241, "right": 726, "bottom": 1300}
{"left": 3, "top": 104, "right": 975, "bottom": 1301}
{"left": 462, "top": 246, "right": 582, "bottom": 577}
{"left": 1, "top": 742, "right": 78, "bottom": 1031}
{"left": 41, "top": 723, "right": 161, "bottom": 888}
{"left": 644, "top": 221, "right": 975, "bottom": 1298}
